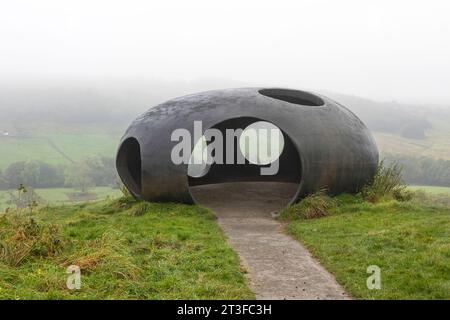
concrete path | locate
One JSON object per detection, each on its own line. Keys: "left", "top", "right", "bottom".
{"left": 190, "top": 182, "right": 350, "bottom": 300}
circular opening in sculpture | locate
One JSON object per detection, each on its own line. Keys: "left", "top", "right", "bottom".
{"left": 188, "top": 117, "right": 302, "bottom": 214}
{"left": 116, "top": 137, "right": 142, "bottom": 198}
{"left": 240, "top": 121, "right": 285, "bottom": 165}
{"left": 259, "top": 88, "right": 324, "bottom": 106}
{"left": 187, "top": 120, "right": 285, "bottom": 178}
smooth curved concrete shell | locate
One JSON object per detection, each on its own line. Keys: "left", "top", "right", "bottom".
{"left": 116, "top": 88, "right": 379, "bottom": 204}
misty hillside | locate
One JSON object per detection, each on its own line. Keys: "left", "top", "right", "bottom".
{"left": 1, "top": 81, "right": 447, "bottom": 141}
{"left": 0, "top": 79, "right": 246, "bottom": 125}
{"left": 2, "top": 84, "right": 448, "bottom": 189}
{"left": 324, "top": 92, "right": 438, "bottom": 139}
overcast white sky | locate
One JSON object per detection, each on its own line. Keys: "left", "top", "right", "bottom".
{"left": 1, "top": 0, "right": 449, "bottom": 104}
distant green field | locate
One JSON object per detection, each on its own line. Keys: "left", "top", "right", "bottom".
{"left": 0, "top": 187, "right": 122, "bottom": 212}
{"left": 408, "top": 185, "right": 450, "bottom": 195}
{"left": 1, "top": 116, "right": 448, "bottom": 170}
{"left": 0, "top": 133, "right": 119, "bottom": 170}
{"left": 373, "top": 116, "right": 450, "bottom": 160}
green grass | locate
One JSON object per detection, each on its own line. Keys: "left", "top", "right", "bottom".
{"left": 284, "top": 195, "right": 450, "bottom": 299}
{"left": 49, "top": 134, "right": 119, "bottom": 163}
{"left": 0, "top": 137, "right": 62, "bottom": 169}
{"left": 0, "top": 133, "right": 119, "bottom": 170}
{"left": 0, "top": 187, "right": 122, "bottom": 212}
{"left": 408, "top": 185, "right": 450, "bottom": 195}
{"left": 0, "top": 198, "right": 253, "bottom": 299}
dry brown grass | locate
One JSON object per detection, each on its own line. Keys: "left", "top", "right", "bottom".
{"left": 61, "top": 231, "right": 141, "bottom": 279}
{"left": 0, "top": 214, "right": 63, "bottom": 266}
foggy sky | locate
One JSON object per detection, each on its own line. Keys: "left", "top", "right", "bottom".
{"left": 1, "top": 0, "right": 450, "bottom": 105}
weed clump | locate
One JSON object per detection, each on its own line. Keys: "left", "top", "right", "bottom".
{"left": 129, "top": 202, "right": 152, "bottom": 216}
{"left": 361, "top": 160, "right": 412, "bottom": 202}
{"left": 100, "top": 196, "right": 137, "bottom": 214}
{"left": 0, "top": 215, "right": 63, "bottom": 266}
{"left": 280, "top": 189, "right": 336, "bottom": 220}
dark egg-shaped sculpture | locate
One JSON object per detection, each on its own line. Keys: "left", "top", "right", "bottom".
{"left": 116, "top": 88, "right": 379, "bottom": 204}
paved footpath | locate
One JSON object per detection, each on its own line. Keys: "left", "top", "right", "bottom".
{"left": 190, "top": 182, "right": 350, "bottom": 300}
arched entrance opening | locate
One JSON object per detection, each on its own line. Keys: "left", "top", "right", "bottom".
{"left": 188, "top": 117, "right": 302, "bottom": 216}
{"left": 116, "top": 137, "right": 142, "bottom": 198}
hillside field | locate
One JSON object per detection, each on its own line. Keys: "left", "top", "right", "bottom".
{"left": 1, "top": 192, "right": 449, "bottom": 299}
{"left": 408, "top": 185, "right": 450, "bottom": 195}
{"left": 0, "top": 198, "right": 253, "bottom": 299}
{"left": 0, "top": 187, "right": 121, "bottom": 212}
{"left": 0, "top": 133, "right": 120, "bottom": 170}
{"left": 373, "top": 116, "right": 450, "bottom": 161}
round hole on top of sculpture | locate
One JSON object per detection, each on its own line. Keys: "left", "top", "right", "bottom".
{"left": 259, "top": 88, "right": 325, "bottom": 106}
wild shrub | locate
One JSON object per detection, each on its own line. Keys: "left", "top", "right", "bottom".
{"left": 392, "top": 188, "right": 414, "bottom": 202}
{"left": 361, "top": 160, "right": 411, "bottom": 202}
{"left": 281, "top": 189, "right": 336, "bottom": 220}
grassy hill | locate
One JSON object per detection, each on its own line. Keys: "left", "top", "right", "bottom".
{"left": 283, "top": 194, "right": 450, "bottom": 299}
{"left": 0, "top": 187, "right": 122, "bottom": 212}
{"left": 408, "top": 185, "right": 450, "bottom": 195}
{"left": 0, "top": 133, "right": 120, "bottom": 170}
{"left": 374, "top": 132, "right": 448, "bottom": 160}
{"left": 324, "top": 92, "right": 450, "bottom": 160}
{"left": 0, "top": 197, "right": 253, "bottom": 299}
{"left": 1, "top": 190, "right": 449, "bottom": 299}
{"left": 373, "top": 117, "right": 450, "bottom": 160}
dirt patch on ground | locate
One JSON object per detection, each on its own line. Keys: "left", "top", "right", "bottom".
{"left": 190, "top": 182, "right": 350, "bottom": 300}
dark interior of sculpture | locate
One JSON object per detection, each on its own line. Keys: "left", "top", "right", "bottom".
{"left": 116, "top": 137, "right": 142, "bottom": 197}
{"left": 188, "top": 117, "right": 302, "bottom": 206}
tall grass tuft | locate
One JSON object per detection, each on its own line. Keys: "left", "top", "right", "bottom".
{"left": 280, "top": 189, "right": 336, "bottom": 220}
{"left": 361, "top": 160, "right": 413, "bottom": 202}
{"left": 129, "top": 202, "right": 153, "bottom": 216}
